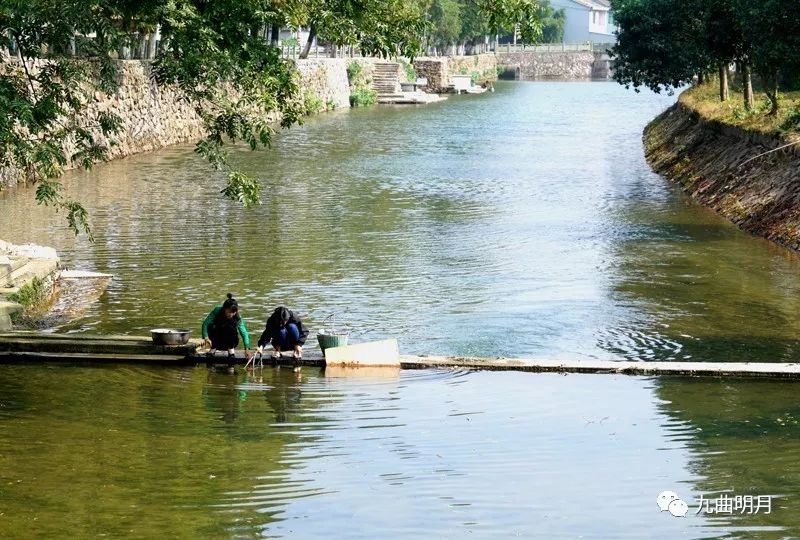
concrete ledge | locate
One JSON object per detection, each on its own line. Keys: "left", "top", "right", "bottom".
{"left": 400, "top": 355, "right": 800, "bottom": 379}
{"left": 3, "top": 332, "right": 800, "bottom": 378}
{"left": 0, "top": 302, "right": 23, "bottom": 332}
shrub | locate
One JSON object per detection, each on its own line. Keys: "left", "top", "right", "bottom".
{"left": 347, "top": 61, "right": 363, "bottom": 83}
{"left": 400, "top": 60, "right": 416, "bottom": 82}
{"left": 8, "top": 277, "right": 47, "bottom": 307}
{"left": 303, "top": 91, "right": 324, "bottom": 115}
{"left": 781, "top": 107, "right": 800, "bottom": 131}
{"left": 350, "top": 87, "right": 377, "bottom": 107}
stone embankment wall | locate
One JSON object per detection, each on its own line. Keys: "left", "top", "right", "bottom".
{"left": 295, "top": 58, "right": 351, "bottom": 110}
{"left": 0, "top": 58, "right": 353, "bottom": 189}
{"left": 413, "top": 53, "right": 498, "bottom": 93}
{"left": 644, "top": 99, "right": 800, "bottom": 251}
{"left": 495, "top": 51, "right": 597, "bottom": 80}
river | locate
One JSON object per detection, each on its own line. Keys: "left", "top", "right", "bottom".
{"left": 1, "top": 81, "right": 800, "bottom": 537}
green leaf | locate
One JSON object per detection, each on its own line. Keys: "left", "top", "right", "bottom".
{"left": 220, "top": 171, "right": 262, "bottom": 208}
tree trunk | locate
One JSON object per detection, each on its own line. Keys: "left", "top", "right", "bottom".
{"left": 719, "top": 64, "right": 729, "bottom": 101}
{"left": 742, "top": 60, "right": 754, "bottom": 111}
{"left": 698, "top": 72, "right": 705, "bottom": 85}
{"left": 270, "top": 24, "right": 280, "bottom": 47}
{"left": 764, "top": 70, "right": 779, "bottom": 116}
{"left": 299, "top": 25, "right": 316, "bottom": 59}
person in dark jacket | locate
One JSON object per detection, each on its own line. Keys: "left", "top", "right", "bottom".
{"left": 257, "top": 306, "right": 309, "bottom": 362}
{"left": 201, "top": 293, "right": 252, "bottom": 365}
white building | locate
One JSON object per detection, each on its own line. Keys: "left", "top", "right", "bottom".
{"left": 549, "top": 0, "right": 617, "bottom": 44}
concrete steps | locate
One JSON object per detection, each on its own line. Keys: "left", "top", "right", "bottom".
{"left": 1, "top": 257, "right": 58, "bottom": 288}
{"left": 371, "top": 63, "right": 401, "bottom": 97}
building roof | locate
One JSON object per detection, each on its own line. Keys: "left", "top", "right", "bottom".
{"left": 570, "top": 0, "right": 612, "bottom": 10}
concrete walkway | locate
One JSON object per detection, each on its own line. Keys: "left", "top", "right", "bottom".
{"left": 2, "top": 332, "right": 800, "bottom": 379}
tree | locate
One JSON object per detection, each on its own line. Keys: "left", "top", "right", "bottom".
{"left": 430, "top": 0, "right": 463, "bottom": 54}
{"left": 0, "top": 0, "right": 427, "bottom": 237}
{"left": 295, "top": 0, "right": 427, "bottom": 59}
{"left": 540, "top": 5, "right": 566, "bottom": 44}
{"left": 739, "top": 0, "right": 800, "bottom": 115}
{"left": 610, "top": 0, "right": 710, "bottom": 94}
{"left": 0, "top": 0, "right": 130, "bottom": 238}
{"left": 611, "top": 0, "right": 800, "bottom": 116}
{"left": 478, "top": 0, "right": 545, "bottom": 43}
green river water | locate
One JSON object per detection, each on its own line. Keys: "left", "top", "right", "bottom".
{"left": 2, "top": 82, "right": 800, "bottom": 537}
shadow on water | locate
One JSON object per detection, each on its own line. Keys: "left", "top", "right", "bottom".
{"left": 654, "top": 376, "right": 800, "bottom": 537}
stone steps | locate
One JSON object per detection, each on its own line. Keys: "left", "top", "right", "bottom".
{"left": 0, "top": 257, "right": 26, "bottom": 283}
{"left": 370, "top": 62, "right": 401, "bottom": 97}
{"left": 2, "top": 258, "right": 59, "bottom": 288}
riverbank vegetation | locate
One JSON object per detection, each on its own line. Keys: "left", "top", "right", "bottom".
{"left": 0, "top": 0, "right": 546, "bottom": 237}
{"left": 7, "top": 276, "right": 56, "bottom": 326}
{"left": 611, "top": 0, "right": 800, "bottom": 116}
{"left": 681, "top": 84, "right": 800, "bottom": 137}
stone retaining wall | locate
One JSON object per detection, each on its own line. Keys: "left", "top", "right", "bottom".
{"left": 496, "top": 51, "right": 597, "bottom": 80}
{"left": 0, "top": 58, "right": 354, "bottom": 189}
{"left": 413, "top": 53, "right": 497, "bottom": 93}
{"left": 1, "top": 54, "right": 498, "bottom": 190}
{"left": 644, "top": 99, "right": 800, "bottom": 252}
{"left": 295, "top": 58, "right": 352, "bottom": 110}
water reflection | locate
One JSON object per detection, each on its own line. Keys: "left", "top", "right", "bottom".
{"left": 653, "top": 377, "right": 800, "bottom": 537}
{"left": 603, "top": 166, "right": 800, "bottom": 362}
{"left": 1, "top": 364, "right": 799, "bottom": 537}
{"left": 4, "top": 82, "right": 800, "bottom": 361}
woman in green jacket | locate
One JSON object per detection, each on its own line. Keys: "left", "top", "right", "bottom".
{"left": 201, "top": 293, "right": 252, "bottom": 363}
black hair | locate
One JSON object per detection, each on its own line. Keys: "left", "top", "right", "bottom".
{"left": 222, "top": 293, "right": 239, "bottom": 312}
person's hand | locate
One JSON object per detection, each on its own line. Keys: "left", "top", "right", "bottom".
{"left": 257, "top": 345, "right": 264, "bottom": 354}
{"left": 293, "top": 345, "right": 303, "bottom": 359}
{"left": 202, "top": 338, "right": 212, "bottom": 349}
{"left": 244, "top": 350, "right": 253, "bottom": 361}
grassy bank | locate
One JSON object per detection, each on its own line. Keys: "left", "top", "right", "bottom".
{"left": 681, "top": 83, "right": 800, "bottom": 139}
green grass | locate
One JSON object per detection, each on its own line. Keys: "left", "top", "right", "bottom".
{"left": 681, "top": 83, "right": 800, "bottom": 137}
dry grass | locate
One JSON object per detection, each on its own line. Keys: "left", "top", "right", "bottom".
{"left": 681, "top": 83, "right": 800, "bottom": 138}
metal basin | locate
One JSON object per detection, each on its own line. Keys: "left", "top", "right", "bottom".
{"left": 151, "top": 328, "right": 191, "bottom": 346}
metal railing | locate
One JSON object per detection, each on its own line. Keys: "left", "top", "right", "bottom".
{"left": 280, "top": 44, "right": 366, "bottom": 60}
{"left": 496, "top": 42, "right": 615, "bottom": 53}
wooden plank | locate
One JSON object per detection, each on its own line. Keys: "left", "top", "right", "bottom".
{"left": 0, "top": 332, "right": 151, "bottom": 342}
{"left": 0, "top": 333, "right": 196, "bottom": 356}
{"left": 324, "top": 339, "right": 400, "bottom": 367}
{"left": 0, "top": 351, "right": 188, "bottom": 364}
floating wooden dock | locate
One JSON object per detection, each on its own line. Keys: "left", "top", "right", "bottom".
{"left": 2, "top": 332, "right": 800, "bottom": 379}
